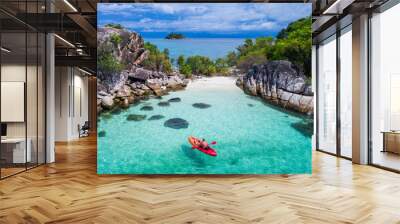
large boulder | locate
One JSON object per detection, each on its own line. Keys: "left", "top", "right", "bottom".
{"left": 98, "top": 70, "right": 129, "bottom": 93}
{"left": 146, "top": 79, "right": 166, "bottom": 96}
{"left": 101, "top": 95, "right": 115, "bottom": 109}
{"left": 97, "top": 82, "right": 108, "bottom": 93}
{"left": 127, "top": 95, "right": 135, "bottom": 104}
{"left": 166, "top": 75, "right": 184, "bottom": 90}
{"left": 121, "top": 98, "right": 129, "bottom": 109}
{"left": 229, "top": 66, "right": 245, "bottom": 76}
{"left": 116, "top": 85, "right": 132, "bottom": 98}
{"left": 182, "top": 79, "right": 190, "bottom": 87}
{"left": 128, "top": 67, "right": 153, "bottom": 82}
{"left": 98, "top": 27, "right": 149, "bottom": 69}
{"left": 237, "top": 60, "right": 314, "bottom": 115}
{"left": 132, "top": 89, "right": 146, "bottom": 96}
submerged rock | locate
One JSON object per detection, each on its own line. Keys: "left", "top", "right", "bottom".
{"left": 291, "top": 118, "right": 313, "bottom": 137}
{"left": 130, "top": 100, "right": 141, "bottom": 107}
{"left": 192, "top": 103, "right": 211, "bottom": 109}
{"left": 140, "top": 106, "right": 153, "bottom": 111}
{"left": 148, "top": 115, "right": 165, "bottom": 121}
{"left": 111, "top": 107, "right": 122, "bottom": 115}
{"left": 141, "top": 96, "right": 150, "bottom": 101}
{"left": 168, "top": 97, "right": 181, "bottom": 102}
{"left": 158, "top": 101, "right": 170, "bottom": 107}
{"left": 98, "top": 131, "right": 106, "bottom": 137}
{"left": 164, "top": 118, "right": 189, "bottom": 129}
{"left": 126, "top": 114, "right": 147, "bottom": 121}
{"left": 101, "top": 113, "right": 112, "bottom": 120}
{"left": 247, "top": 103, "right": 254, "bottom": 107}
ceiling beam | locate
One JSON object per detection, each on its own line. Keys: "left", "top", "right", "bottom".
{"left": 55, "top": 55, "right": 96, "bottom": 72}
{"left": 67, "top": 13, "right": 97, "bottom": 46}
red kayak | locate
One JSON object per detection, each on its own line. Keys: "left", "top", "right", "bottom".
{"left": 188, "top": 136, "right": 217, "bottom": 157}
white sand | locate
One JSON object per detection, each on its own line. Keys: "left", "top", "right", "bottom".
{"left": 186, "top": 76, "right": 238, "bottom": 91}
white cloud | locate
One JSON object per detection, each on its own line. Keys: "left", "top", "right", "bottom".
{"left": 98, "top": 3, "right": 311, "bottom": 33}
{"left": 149, "top": 4, "right": 208, "bottom": 14}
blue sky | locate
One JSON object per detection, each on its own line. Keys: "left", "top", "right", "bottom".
{"left": 98, "top": 3, "right": 311, "bottom": 38}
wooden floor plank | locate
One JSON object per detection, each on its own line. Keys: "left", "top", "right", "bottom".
{"left": 0, "top": 136, "right": 400, "bottom": 223}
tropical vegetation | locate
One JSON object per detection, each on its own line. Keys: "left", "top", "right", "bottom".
{"left": 98, "top": 42, "right": 124, "bottom": 75}
{"left": 224, "top": 17, "right": 312, "bottom": 77}
{"left": 176, "top": 55, "right": 229, "bottom": 78}
{"left": 142, "top": 42, "right": 173, "bottom": 74}
{"left": 98, "top": 28, "right": 125, "bottom": 75}
{"left": 176, "top": 16, "right": 311, "bottom": 78}
{"left": 110, "top": 33, "right": 122, "bottom": 46}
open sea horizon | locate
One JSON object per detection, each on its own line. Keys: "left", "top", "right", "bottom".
{"left": 145, "top": 38, "right": 246, "bottom": 61}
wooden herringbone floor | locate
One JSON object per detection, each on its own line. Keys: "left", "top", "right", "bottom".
{"left": 1, "top": 136, "right": 400, "bottom": 224}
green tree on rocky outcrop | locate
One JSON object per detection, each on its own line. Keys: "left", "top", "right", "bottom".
{"left": 230, "top": 17, "right": 311, "bottom": 77}
{"left": 269, "top": 17, "right": 311, "bottom": 77}
{"left": 98, "top": 40, "right": 124, "bottom": 75}
{"left": 177, "top": 55, "right": 192, "bottom": 77}
{"left": 142, "top": 42, "right": 172, "bottom": 74}
{"left": 177, "top": 55, "right": 185, "bottom": 68}
{"left": 225, "top": 51, "right": 238, "bottom": 66}
{"left": 110, "top": 33, "right": 122, "bottom": 46}
{"left": 180, "top": 64, "right": 192, "bottom": 78}
{"left": 163, "top": 48, "right": 170, "bottom": 60}
{"left": 237, "top": 52, "right": 267, "bottom": 71}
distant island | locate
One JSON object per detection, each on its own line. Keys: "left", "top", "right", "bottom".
{"left": 105, "top": 23, "right": 123, "bottom": 29}
{"left": 165, "top": 32, "right": 185, "bottom": 39}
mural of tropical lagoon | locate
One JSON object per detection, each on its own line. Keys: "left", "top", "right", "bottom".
{"left": 97, "top": 3, "right": 313, "bottom": 174}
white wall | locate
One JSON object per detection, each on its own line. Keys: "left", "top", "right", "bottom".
{"left": 55, "top": 66, "right": 69, "bottom": 141}
{"left": 72, "top": 73, "right": 89, "bottom": 138}
{"left": 55, "top": 67, "right": 89, "bottom": 141}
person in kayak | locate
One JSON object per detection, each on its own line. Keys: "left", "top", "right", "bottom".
{"left": 200, "top": 138, "right": 210, "bottom": 150}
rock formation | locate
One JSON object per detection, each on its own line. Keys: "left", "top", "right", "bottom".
{"left": 236, "top": 60, "right": 313, "bottom": 115}
{"left": 97, "top": 27, "right": 189, "bottom": 113}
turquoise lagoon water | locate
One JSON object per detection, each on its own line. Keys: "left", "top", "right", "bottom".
{"left": 146, "top": 38, "right": 245, "bottom": 61}
{"left": 97, "top": 77, "right": 312, "bottom": 174}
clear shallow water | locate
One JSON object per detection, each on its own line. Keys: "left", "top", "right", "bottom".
{"left": 146, "top": 38, "right": 245, "bottom": 61}
{"left": 97, "top": 77, "right": 311, "bottom": 174}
